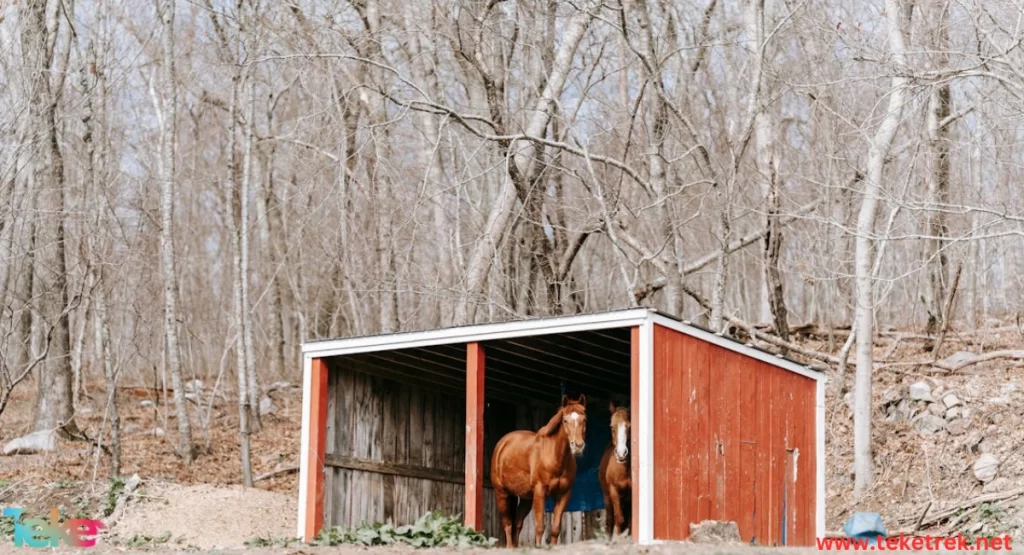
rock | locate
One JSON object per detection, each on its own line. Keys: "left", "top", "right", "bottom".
{"left": 928, "top": 402, "right": 946, "bottom": 417}
{"left": 914, "top": 414, "right": 946, "bottom": 434}
{"left": 947, "top": 419, "right": 968, "bottom": 436}
{"left": 140, "top": 400, "right": 154, "bottom": 408}
{"left": 2, "top": 430, "right": 57, "bottom": 455}
{"left": 909, "top": 381, "right": 934, "bottom": 402}
{"left": 946, "top": 406, "right": 962, "bottom": 420}
{"left": 689, "top": 520, "right": 741, "bottom": 544}
{"left": 259, "top": 396, "right": 276, "bottom": 415}
{"left": 844, "top": 391, "right": 854, "bottom": 411}
{"left": 942, "top": 393, "right": 961, "bottom": 409}
{"left": 881, "top": 386, "right": 902, "bottom": 406}
{"left": 983, "top": 477, "right": 1011, "bottom": 494}
{"left": 943, "top": 351, "right": 976, "bottom": 367}
{"left": 979, "top": 437, "right": 997, "bottom": 454}
{"left": 886, "top": 399, "right": 913, "bottom": 422}
{"left": 151, "top": 427, "right": 166, "bottom": 437}
{"left": 974, "top": 453, "right": 999, "bottom": 483}
{"left": 185, "top": 379, "right": 204, "bottom": 393}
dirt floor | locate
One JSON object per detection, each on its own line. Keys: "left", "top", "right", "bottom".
{"left": 2, "top": 322, "right": 1024, "bottom": 552}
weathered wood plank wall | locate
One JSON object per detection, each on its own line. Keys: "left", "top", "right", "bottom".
{"left": 323, "top": 362, "right": 606, "bottom": 544}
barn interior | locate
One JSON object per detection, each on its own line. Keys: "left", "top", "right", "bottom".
{"left": 319, "top": 325, "right": 634, "bottom": 542}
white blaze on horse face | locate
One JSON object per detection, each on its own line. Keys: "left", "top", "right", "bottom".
{"left": 567, "top": 412, "right": 584, "bottom": 454}
{"left": 615, "top": 423, "right": 628, "bottom": 461}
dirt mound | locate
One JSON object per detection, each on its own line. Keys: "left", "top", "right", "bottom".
{"left": 111, "top": 481, "right": 296, "bottom": 549}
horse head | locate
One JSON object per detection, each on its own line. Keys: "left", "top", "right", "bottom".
{"left": 609, "top": 401, "right": 630, "bottom": 464}
{"left": 560, "top": 394, "right": 587, "bottom": 457}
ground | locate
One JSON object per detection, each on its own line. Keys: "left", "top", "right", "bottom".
{"left": 2, "top": 322, "right": 1024, "bottom": 553}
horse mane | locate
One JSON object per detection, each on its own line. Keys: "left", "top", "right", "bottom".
{"left": 537, "top": 408, "right": 563, "bottom": 436}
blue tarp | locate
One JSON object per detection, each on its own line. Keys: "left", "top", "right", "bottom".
{"left": 544, "top": 405, "right": 611, "bottom": 513}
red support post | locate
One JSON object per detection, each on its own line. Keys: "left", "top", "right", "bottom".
{"left": 304, "top": 357, "right": 329, "bottom": 542}
{"left": 465, "top": 342, "right": 485, "bottom": 530}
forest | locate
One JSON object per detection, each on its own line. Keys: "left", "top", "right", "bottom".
{"left": 2, "top": 0, "right": 1024, "bottom": 547}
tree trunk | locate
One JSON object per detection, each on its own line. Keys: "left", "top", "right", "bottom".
{"left": 23, "top": 0, "right": 78, "bottom": 437}
{"left": 227, "top": 71, "right": 253, "bottom": 487}
{"left": 158, "top": 0, "right": 193, "bottom": 462}
{"left": 240, "top": 70, "right": 261, "bottom": 433}
{"left": 853, "top": 0, "right": 909, "bottom": 499}
{"left": 923, "top": 1, "right": 950, "bottom": 335}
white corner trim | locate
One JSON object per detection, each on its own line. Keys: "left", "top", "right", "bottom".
{"left": 816, "top": 378, "right": 826, "bottom": 540}
{"left": 301, "top": 309, "right": 653, "bottom": 357}
{"left": 647, "top": 314, "right": 825, "bottom": 382}
{"left": 296, "top": 354, "right": 313, "bottom": 539}
{"left": 638, "top": 319, "right": 654, "bottom": 544}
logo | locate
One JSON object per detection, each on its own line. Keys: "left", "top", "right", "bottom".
{"left": 2, "top": 508, "right": 105, "bottom": 548}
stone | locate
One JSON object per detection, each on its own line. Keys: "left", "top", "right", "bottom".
{"left": 689, "top": 520, "right": 741, "bottom": 544}
{"left": 943, "top": 351, "right": 976, "bottom": 367}
{"left": 909, "top": 382, "right": 934, "bottom": 402}
{"left": 259, "top": 396, "right": 276, "bottom": 415}
{"left": 886, "top": 399, "right": 913, "bottom": 422}
{"left": 881, "top": 386, "right": 902, "bottom": 406}
{"left": 946, "top": 407, "right": 962, "bottom": 420}
{"left": 185, "top": 379, "right": 204, "bottom": 393}
{"left": 140, "top": 399, "right": 154, "bottom": 408}
{"left": 942, "top": 393, "right": 961, "bottom": 409}
{"left": 979, "top": 438, "right": 997, "bottom": 454}
{"left": 844, "top": 391, "right": 855, "bottom": 411}
{"left": 947, "top": 419, "right": 968, "bottom": 436}
{"left": 983, "top": 477, "right": 1011, "bottom": 494}
{"left": 2, "top": 430, "right": 57, "bottom": 455}
{"left": 974, "top": 453, "right": 999, "bottom": 483}
{"left": 914, "top": 414, "right": 946, "bottom": 434}
{"left": 151, "top": 427, "right": 166, "bottom": 437}
{"left": 929, "top": 402, "right": 946, "bottom": 417}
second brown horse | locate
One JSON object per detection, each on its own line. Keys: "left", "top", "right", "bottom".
{"left": 598, "top": 401, "right": 631, "bottom": 538}
{"left": 490, "top": 394, "right": 588, "bottom": 547}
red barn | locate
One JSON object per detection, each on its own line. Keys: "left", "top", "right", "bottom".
{"left": 296, "top": 308, "right": 825, "bottom": 546}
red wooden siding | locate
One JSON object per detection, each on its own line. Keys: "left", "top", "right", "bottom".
{"left": 651, "top": 324, "right": 817, "bottom": 546}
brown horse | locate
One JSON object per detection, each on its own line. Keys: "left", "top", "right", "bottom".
{"left": 490, "top": 394, "right": 587, "bottom": 547}
{"left": 598, "top": 401, "right": 631, "bottom": 538}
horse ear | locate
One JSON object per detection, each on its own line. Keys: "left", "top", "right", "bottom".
{"left": 561, "top": 394, "right": 569, "bottom": 407}
{"left": 609, "top": 400, "right": 616, "bottom": 413}
{"left": 577, "top": 394, "right": 586, "bottom": 406}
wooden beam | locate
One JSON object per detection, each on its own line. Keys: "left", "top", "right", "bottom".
{"left": 465, "top": 342, "right": 485, "bottom": 531}
{"left": 325, "top": 454, "right": 495, "bottom": 487}
{"left": 630, "top": 327, "right": 640, "bottom": 541}
{"left": 304, "top": 357, "right": 328, "bottom": 542}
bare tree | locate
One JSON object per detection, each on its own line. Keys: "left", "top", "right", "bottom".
{"left": 853, "top": 0, "right": 910, "bottom": 498}
{"left": 157, "top": 0, "right": 194, "bottom": 462}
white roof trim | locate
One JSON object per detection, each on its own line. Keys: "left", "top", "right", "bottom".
{"left": 301, "top": 308, "right": 654, "bottom": 357}
{"left": 647, "top": 313, "right": 826, "bottom": 382}
{"left": 300, "top": 308, "right": 826, "bottom": 382}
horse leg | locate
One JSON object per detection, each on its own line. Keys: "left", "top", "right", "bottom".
{"left": 608, "top": 487, "right": 624, "bottom": 537}
{"left": 549, "top": 489, "right": 572, "bottom": 545}
{"left": 602, "top": 491, "right": 614, "bottom": 539}
{"left": 494, "top": 488, "right": 514, "bottom": 548}
{"left": 532, "top": 486, "right": 546, "bottom": 546}
{"left": 513, "top": 496, "right": 531, "bottom": 547}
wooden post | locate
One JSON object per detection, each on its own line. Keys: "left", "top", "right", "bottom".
{"left": 630, "top": 326, "right": 640, "bottom": 541}
{"left": 465, "top": 342, "right": 485, "bottom": 530}
{"left": 304, "top": 357, "right": 329, "bottom": 542}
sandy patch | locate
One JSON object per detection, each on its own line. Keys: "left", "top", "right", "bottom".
{"left": 110, "top": 481, "right": 296, "bottom": 549}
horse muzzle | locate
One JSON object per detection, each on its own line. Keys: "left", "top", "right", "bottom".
{"left": 570, "top": 442, "right": 586, "bottom": 456}
{"left": 615, "top": 453, "right": 629, "bottom": 464}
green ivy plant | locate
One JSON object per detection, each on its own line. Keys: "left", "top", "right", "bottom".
{"left": 312, "top": 510, "right": 497, "bottom": 548}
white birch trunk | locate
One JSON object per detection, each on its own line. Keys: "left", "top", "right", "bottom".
{"left": 853, "top": 0, "right": 908, "bottom": 498}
